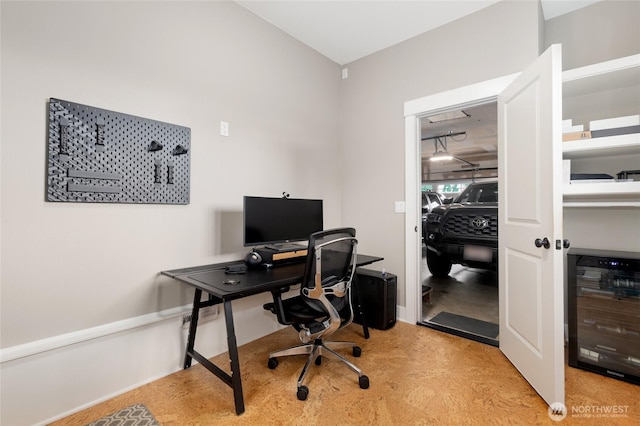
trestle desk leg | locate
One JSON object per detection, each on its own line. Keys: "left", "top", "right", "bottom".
{"left": 184, "top": 289, "right": 202, "bottom": 369}
{"left": 352, "top": 276, "right": 370, "bottom": 339}
{"left": 223, "top": 298, "right": 245, "bottom": 415}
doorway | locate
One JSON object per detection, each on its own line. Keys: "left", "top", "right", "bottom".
{"left": 404, "top": 44, "right": 566, "bottom": 408}
{"left": 418, "top": 102, "right": 500, "bottom": 345}
{"left": 402, "top": 73, "right": 518, "bottom": 328}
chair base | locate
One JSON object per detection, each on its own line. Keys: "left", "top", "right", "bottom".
{"left": 268, "top": 338, "right": 369, "bottom": 400}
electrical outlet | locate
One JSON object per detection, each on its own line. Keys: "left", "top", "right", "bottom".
{"left": 200, "top": 305, "right": 219, "bottom": 320}
{"left": 182, "top": 305, "right": 219, "bottom": 328}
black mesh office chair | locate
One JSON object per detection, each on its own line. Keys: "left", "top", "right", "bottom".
{"left": 263, "top": 227, "right": 369, "bottom": 401}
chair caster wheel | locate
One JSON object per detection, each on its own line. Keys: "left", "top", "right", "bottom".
{"left": 359, "top": 375, "right": 370, "bottom": 389}
{"left": 353, "top": 346, "right": 362, "bottom": 357}
{"left": 315, "top": 356, "right": 322, "bottom": 366}
{"left": 267, "top": 358, "right": 278, "bottom": 369}
{"left": 297, "top": 385, "right": 309, "bottom": 401}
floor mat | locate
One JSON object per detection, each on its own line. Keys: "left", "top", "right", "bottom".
{"left": 86, "top": 404, "right": 158, "bottom": 426}
{"left": 429, "top": 311, "right": 499, "bottom": 339}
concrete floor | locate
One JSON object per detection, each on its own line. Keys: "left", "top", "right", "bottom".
{"left": 420, "top": 248, "right": 499, "bottom": 339}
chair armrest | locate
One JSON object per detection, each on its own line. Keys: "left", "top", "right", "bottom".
{"left": 264, "top": 287, "right": 293, "bottom": 325}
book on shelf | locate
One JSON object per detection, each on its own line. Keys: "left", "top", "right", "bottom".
{"left": 589, "top": 114, "right": 639, "bottom": 131}
{"left": 590, "top": 125, "right": 640, "bottom": 138}
{"left": 562, "top": 125, "right": 640, "bottom": 141}
{"left": 563, "top": 131, "right": 591, "bottom": 141}
{"left": 569, "top": 173, "right": 615, "bottom": 184}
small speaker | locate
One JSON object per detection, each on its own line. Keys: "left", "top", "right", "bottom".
{"left": 353, "top": 268, "right": 397, "bottom": 330}
{"left": 245, "top": 250, "right": 262, "bottom": 266}
{"left": 244, "top": 247, "right": 307, "bottom": 268}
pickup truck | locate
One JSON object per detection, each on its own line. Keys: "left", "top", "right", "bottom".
{"left": 423, "top": 180, "right": 498, "bottom": 277}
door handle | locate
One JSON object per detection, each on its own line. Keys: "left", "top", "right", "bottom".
{"left": 563, "top": 239, "right": 571, "bottom": 249}
{"left": 535, "top": 237, "right": 550, "bottom": 249}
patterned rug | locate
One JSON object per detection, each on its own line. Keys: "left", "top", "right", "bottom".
{"left": 86, "top": 404, "right": 158, "bottom": 426}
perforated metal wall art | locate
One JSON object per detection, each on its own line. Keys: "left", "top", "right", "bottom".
{"left": 47, "top": 98, "right": 190, "bottom": 204}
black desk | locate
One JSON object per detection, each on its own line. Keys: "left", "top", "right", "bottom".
{"left": 161, "top": 254, "right": 382, "bottom": 415}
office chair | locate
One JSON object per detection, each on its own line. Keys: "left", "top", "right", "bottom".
{"left": 263, "top": 227, "right": 370, "bottom": 401}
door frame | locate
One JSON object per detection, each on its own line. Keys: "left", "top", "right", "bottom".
{"left": 403, "top": 73, "right": 519, "bottom": 325}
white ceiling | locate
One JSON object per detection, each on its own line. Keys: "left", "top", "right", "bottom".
{"left": 236, "top": 1, "right": 602, "bottom": 66}
{"left": 235, "top": 0, "right": 603, "bottom": 181}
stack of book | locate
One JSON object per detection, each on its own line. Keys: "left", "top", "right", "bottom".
{"left": 562, "top": 114, "right": 640, "bottom": 141}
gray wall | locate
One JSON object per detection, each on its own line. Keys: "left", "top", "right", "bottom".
{"left": 2, "top": 0, "right": 638, "bottom": 350}
{"left": 544, "top": 0, "right": 640, "bottom": 69}
{"left": 339, "top": 0, "right": 640, "bottom": 307}
{"left": 0, "top": 1, "right": 342, "bottom": 348}
{"left": 339, "top": 0, "right": 542, "bottom": 306}
{"left": 1, "top": 1, "right": 639, "bottom": 423}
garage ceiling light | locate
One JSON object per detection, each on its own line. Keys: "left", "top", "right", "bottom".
{"left": 426, "top": 110, "right": 469, "bottom": 123}
{"left": 430, "top": 151, "right": 453, "bottom": 161}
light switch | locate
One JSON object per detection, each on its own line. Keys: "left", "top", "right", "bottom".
{"left": 394, "top": 201, "right": 406, "bottom": 213}
{"left": 220, "top": 121, "right": 229, "bottom": 137}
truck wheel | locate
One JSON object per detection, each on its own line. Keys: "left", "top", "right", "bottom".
{"left": 427, "top": 250, "right": 452, "bottom": 278}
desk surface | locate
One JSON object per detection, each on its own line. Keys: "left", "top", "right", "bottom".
{"left": 162, "top": 254, "right": 383, "bottom": 300}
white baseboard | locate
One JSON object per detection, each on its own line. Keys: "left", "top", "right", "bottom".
{"left": 0, "top": 305, "right": 192, "bottom": 364}
{"left": 397, "top": 304, "right": 407, "bottom": 323}
{"left": 0, "top": 292, "right": 279, "bottom": 426}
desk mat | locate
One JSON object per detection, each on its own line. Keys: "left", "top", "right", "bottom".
{"left": 188, "top": 270, "right": 247, "bottom": 293}
{"left": 186, "top": 262, "right": 306, "bottom": 294}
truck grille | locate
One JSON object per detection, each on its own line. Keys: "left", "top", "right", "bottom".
{"left": 443, "top": 212, "right": 498, "bottom": 238}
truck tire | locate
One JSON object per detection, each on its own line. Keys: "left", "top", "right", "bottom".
{"left": 426, "top": 249, "right": 452, "bottom": 278}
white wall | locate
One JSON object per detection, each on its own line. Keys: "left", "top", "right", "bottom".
{"left": 1, "top": 2, "right": 340, "bottom": 424}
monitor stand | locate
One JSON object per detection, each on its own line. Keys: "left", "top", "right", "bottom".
{"left": 264, "top": 243, "right": 307, "bottom": 253}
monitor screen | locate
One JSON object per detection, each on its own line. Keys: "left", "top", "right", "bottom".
{"left": 243, "top": 196, "right": 323, "bottom": 247}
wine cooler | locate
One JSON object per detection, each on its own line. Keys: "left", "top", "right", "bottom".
{"left": 568, "top": 248, "right": 640, "bottom": 385}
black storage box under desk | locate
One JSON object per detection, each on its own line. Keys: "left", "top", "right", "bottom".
{"left": 353, "top": 268, "right": 397, "bottom": 330}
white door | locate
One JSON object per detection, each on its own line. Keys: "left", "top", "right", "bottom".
{"left": 497, "top": 44, "right": 565, "bottom": 406}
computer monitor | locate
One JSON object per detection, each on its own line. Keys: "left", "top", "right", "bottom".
{"left": 243, "top": 196, "right": 323, "bottom": 249}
